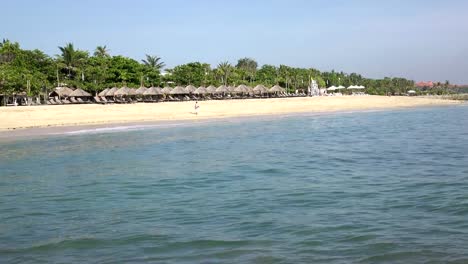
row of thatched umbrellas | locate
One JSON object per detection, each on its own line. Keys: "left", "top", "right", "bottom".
{"left": 97, "top": 85, "right": 287, "bottom": 97}
{"left": 51, "top": 87, "right": 92, "bottom": 98}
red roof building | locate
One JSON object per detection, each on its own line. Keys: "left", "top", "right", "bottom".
{"left": 415, "top": 81, "right": 434, "bottom": 88}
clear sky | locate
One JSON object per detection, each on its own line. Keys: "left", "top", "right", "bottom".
{"left": 2, "top": 0, "right": 468, "bottom": 83}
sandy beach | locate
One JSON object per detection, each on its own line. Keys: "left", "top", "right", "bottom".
{"left": 0, "top": 96, "right": 459, "bottom": 131}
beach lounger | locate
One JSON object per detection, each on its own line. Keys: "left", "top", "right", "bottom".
{"left": 93, "top": 96, "right": 106, "bottom": 104}
{"left": 77, "top": 98, "right": 86, "bottom": 104}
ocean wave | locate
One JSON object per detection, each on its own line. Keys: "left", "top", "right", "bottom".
{"left": 57, "top": 124, "right": 178, "bottom": 135}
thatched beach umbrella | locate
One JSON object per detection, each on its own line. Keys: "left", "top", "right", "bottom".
{"left": 127, "top": 88, "right": 136, "bottom": 96}
{"left": 253, "top": 84, "right": 268, "bottom": 94}
{"left": 135, "top": 86, "right": 148, "bottom": 95}
{"left": 51, "top": 86, "right": 74, "bottom": 98}
{"left": 161, "top": 86, "right": 173, "bottom": 94}
{"left": 105, "top": 87, "right": 119, "bottom": 97}
{"left": 215, "top": 85, "right": 229, "bottom": 94}
{"left": 114, "top": 86, "right": 130, "bottom": 96}
{"left": 227, "top": 86, "right": 236, "bottom": 93}
{"left": 234, "top": 84, "right": 249, "bottom": 94}
{"left": 194, "top": 86, "right": 208, "bottom": 94}
{"left": 69, "top": 88, "right": 92, "bottom": 97}
{"left": 269, "top": 85, "right": 285, "bottom": 93}
{"left": 98, "top": 88, "right": 109, "bottom": 97}
{"left": 234, "top": 85, "right": 246, "bottom": 93}
{"left": 185, "top": 85, "right": 197, "bottom": 93}
{"left": 327, "top": 86, "right": 337, "bottom": 91}
{"left": 170, "top": 86, "right": 187, "bottom": 94}
{"left": 337, "top": 85, "right": 346, "bottom": 90}
{"left": 206, "top": 85, "right": 217, "bottom": 94}
{"left": 144, "top": 87, "right": 162, "bottom": 95}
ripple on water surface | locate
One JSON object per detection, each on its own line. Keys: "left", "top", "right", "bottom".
{"left": 0, "top": 106, "right": 468, "bottom": 263}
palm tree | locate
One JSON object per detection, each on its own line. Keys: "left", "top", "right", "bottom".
{"left": 94, "top": 45, "right": 110, "bottom": 57}
{"left": 142, "top": 54, "right": 165, "bottom": 71}
{"left": 58, "top": 43, "right": 86, "bottom": 78}
{"left": 217, "top": 61, "right": 232, "bottom": 85}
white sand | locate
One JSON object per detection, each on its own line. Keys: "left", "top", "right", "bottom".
{"left": 0, "top": 96, "right": 458, "bottom": 131}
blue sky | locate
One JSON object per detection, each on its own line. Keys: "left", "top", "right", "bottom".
{"left": 2, "top": 0, "right": 468, "bottom": 83}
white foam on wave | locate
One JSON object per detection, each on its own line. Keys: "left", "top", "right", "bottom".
{"left": 53, "top": 123, "right": 188, "bottom": 136}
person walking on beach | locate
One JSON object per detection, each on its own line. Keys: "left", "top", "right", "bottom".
{"left": 194, "top": 101, "right": 200, "bottom": 115}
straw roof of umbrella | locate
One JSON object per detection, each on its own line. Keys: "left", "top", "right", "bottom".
{"left": 105, "top": 87, "right": 119, "bottom": 96}
{"left": 129, "top": 88, "right": 137, "bottom": 95}
{"left": 144, "top": 87, "right": 162, "bottom": 95}
{"left": 135, "top": 86, "right": 148, "bottom": 95}
{"left": 227, "top": 86, "right": 236, "bottom": 93}
{"left": 170, "top": 86, "right": 187, "bottom": 94}
{"left": 253, "top": 84, "right": 268, "bottom": 93}
{"left": 98, "top": 88, "right": 109, "bottom": 97}
{"left": 185, "top": 85, "right": 197, "bottom": 93}
{"left": 69, "top": 88, "right": 92, "bottom": 97}
{"left": 206, "top": 85, "right": 217, "bottom": 93}
{"left": 215, "top": 85, "right": 229, "bottom": 94}
{"left": 327, "top": 86, "right": 337, "bottom": 91}
{"left": 52, "top": 86, "right": 74, "bottom": 97}
{"left": 194, "top": 86, "right": 208, "bottom": 94}
{"left": 114, "top": 86, "right": 135, "bottom": 96}
{"left": 161, "top": 86, "right": 173, "bottom": 94}
{"left": 337, "top": 85, "right": 346, "bottom": 89}
{"left": 270, "top": 85, "right": 285, "bottom": 93}
{"left": 234, "top": 84, "right": 249, "bottom": 93}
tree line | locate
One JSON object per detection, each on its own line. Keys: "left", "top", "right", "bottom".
{"left": 0, "top": 39, "right": 433, "bottom": 98}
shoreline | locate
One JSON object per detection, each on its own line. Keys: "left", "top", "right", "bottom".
{"left": 0, "top": 96, "right": 461, "bottom": 140}
{"left": 0, "top": 108, "right": 397, "bottom": 141}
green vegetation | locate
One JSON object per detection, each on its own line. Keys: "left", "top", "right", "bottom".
{"left": 0, "top": 39, "right": 456, "bottom": 104}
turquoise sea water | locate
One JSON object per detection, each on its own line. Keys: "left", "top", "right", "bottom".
{"left": 1, "top": 105, "right": 468, "bottom": 263}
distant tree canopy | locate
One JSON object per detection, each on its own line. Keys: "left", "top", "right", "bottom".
{"left": 169, "top": 62, "right": 210, "bottom": 86}
{"left": 0, "top": 38, "right": 452, "bottom": 98}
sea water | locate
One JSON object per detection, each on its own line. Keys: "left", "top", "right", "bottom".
{"left": 0, "top": 105, "right": 467, "bottom": 263}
